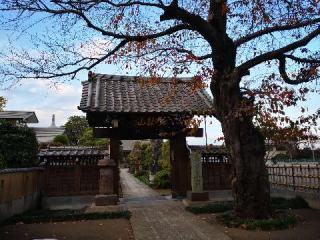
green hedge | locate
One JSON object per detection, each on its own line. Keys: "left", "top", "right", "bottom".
{"left": 153, "top": 169, "right": 171, "bottom": 189}
{"left": 216, "top": 211, "right": 297, "bottom": 230}
{"left": 0, "top": 120, "right": 38, "bottom": 168}
{"left": 2, "top": 209, "right": 131, "bottom": 225}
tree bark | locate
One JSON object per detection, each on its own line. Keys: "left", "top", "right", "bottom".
{"left": 212, "top": 70, "right": 271, "bottom": 219}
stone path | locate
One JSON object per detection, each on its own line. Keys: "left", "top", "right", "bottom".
{"left": 120, "top": 169, "right": 231, "bottom": 240}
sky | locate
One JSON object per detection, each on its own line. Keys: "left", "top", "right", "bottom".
{"left": 0, "top": 4, "right": 319, "bottom": 146}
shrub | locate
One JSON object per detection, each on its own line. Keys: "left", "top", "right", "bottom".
{"left": 186, "top": 202, "right": 233, "bottom": 214}
{"left": 153, "top": 169, "right": 171, "bottom": 189}
{"left": 216, "top": 211, "right": 297, "bottom": 230}
{"left": 52, "top": 134, "right": 70, "bottom": 146}
{"left": 134, "top": 170, "right": 149, "bottom": 177}
{"left": 0, "top": 120, "right": 38, "bottom": 168}
{"left": 2, "top": 209, "right": 131, "bottom": 225}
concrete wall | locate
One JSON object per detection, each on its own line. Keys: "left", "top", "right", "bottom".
{"left": 0, "top": 168, "right": 43, "bottom": 222}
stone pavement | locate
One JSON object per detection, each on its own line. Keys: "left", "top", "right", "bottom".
{"left": 120, "top": 169, "right": 231, "bottom": 240}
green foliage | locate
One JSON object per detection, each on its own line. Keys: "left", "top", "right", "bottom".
{"left": 78, "top": 128, "right": 109, "bottom": 147}
{"left": 134, "top": 170, "right": 149, "bottom": 177}
{"left": 136, "top": 175, "right": 150, "bottom": 185}
{"left": 186, "top": 202, "right": 233, "bottom": 214}
{"left": 186, "top": 197, "right": 309, "bottom": 216}
{"left": 271, "top": 153, "right": 289, "bottom": 161}
{"left": 2, "top": 209, "right": 131, "bottom": 225}
{"left": 128, "top": 141, "right": 153, "bottom": 172}
{"left": 52, "top": 134, "right": 70, "bottom": 146}
{"left": 0, "top": 153, "right": 7, "bottom": 169}
{"left": 159, "top": 141, "right": 170, "bottom": 170}
{"left": 134, "top": 170, "right": 150, "bottom": 185}
{"left": 0, "top": 120, "right": 38, "bottom": 168}
{"left": 64, "top": 116, "right": 89, "bottom": 145}
{"left": 216, "top": 211, "right": 297, "bottom": 230}
{"left": 153, "top": 169, "right": 171, "bottom": 189}
{"left": 0, "top": 96, "right": 6, "bottom": 111}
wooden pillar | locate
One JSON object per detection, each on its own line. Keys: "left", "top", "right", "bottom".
{"left": 110, "top": 138, "right": 120, "bottom": 195}
{"left": 170, "top": 134, "right": 191, "bottom": 198}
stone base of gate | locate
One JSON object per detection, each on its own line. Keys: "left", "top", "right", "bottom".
{"left": 183, "top": 191, "right": 212, "bottom": 207}
{"left": 94, "top": 194, "right": 118, "bottom": 206}
{"left": 186, "top": 191, "right": 209, "bottom": 202}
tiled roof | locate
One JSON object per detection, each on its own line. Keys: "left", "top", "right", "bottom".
{"left": 79, "top": 74, "right": 214, "bottom": 115}
{"left": 38, "top": 147, "right": 107, "bottom": 157}
{"left": 0, "top": 111, "right": 38, "bottom": 123}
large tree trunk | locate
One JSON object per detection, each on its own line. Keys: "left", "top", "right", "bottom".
{"left": 212, "top": 70, "right": 271, "bottom": 219}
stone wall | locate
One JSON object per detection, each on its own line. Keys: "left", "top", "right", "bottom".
{"left": 0, "top": 168, "right": 43, "bottom": 222}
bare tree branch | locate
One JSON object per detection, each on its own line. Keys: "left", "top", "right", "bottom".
{"left": 235, "top": 18, "right": 320, "bottom": 46}
{"left": 278, "top": 54, "right": 319, "bottom": 85}
{"left": 238, "top": 26, "right": 320, "bottom": 73}
{"left": 284, "top": 54, "right": 320, "bottom": 65}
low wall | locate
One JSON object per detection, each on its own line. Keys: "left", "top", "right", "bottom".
{"left": 0, "top": 168, "right": 44, "bottom": 222}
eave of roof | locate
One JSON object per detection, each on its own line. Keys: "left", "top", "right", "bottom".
{"left": 78, "top": 74, "right": 215, "bottom": 115}
{"left": 0, "top": 111, "right": 39, "bottom": 123}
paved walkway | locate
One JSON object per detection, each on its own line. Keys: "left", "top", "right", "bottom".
{"left": 120, "top": 169, "right": 231, "bottom": 240}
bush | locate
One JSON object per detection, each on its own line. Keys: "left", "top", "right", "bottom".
{"left": 133, "top": 170, "right": 150, "bottom": 185}
{"left": 186, "top": 202, "right": 233, "bottom": 214}
{"left": 153, "top": 169, "right": 171, "bottom": 189}
{"left": 52, "top": 134, "right": 70, "bottom": 146}
{"left": 216, "top": 211, "right": 297, "bottom": 230}
{"left": 134, "top": 170, "right": 149, "bottom": 177}
{"left": 2, "top": 209, "right": 131, "bottom": 225}
{"left": 0, "top": 120, "right": 38, "bottom": 168}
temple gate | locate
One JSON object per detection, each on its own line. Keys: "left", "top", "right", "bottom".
{"left": 78, "top": 72, "right": 214, "bottom": 200}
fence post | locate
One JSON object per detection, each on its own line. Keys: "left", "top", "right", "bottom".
{"left": 74, "top": 158, "right": 81, "bottom": 195}
{"left": 292, "top": 165, "right": 295, "bottom": 191}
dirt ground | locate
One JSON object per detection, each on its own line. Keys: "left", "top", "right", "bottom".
{"left": 199, "top": 209, "right": 320, "bottom": 240}
{"left": 0, "top": 219, "right": 134, "bottom": 240}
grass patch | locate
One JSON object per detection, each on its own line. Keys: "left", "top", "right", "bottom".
{"left": 185, "top": 197, "right": 309, "bottom": 215}
{"left": 186, "top": 201, "right": 233, "bottom": 214}
{"left": 216, "top": 211, "right": 297, "bottom": 230}
{"left": 155, "top": 188, "right": 172, "bottom": 196}
{"left": 2, "top": 209, "right": 131, "bottom": 225}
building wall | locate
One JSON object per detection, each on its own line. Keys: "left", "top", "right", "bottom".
{"left": 0, "top": 168, "right": 43, "bottom": 222}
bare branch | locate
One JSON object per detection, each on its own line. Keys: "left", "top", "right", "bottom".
{"left": 238, "top": 26, "right": 320, "bottom": 73}
{"left": 278, "top": 55, "right": 319, "bottom": 85}
{"left": 235, "top": 18, "right": 320, "bottom": 46}
{"left": 284, "top": 54, "right": 320, "bottom": 65}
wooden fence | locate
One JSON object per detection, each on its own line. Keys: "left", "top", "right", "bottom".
{"left": 0, "top": 168, "right": 43, "bottom": 222}
{"left": 201, "top": 152, "right": 232, "bottom": 190}
{"left": 200, "top": 152, "right": 320, "bottom": 195}
{"left": 44, "top": 158, "right": 100, "bottom": 196}
{"left": 268, "top": 164, "right": 320, "bottom": 194}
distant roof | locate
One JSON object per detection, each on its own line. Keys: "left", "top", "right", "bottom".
{"left": 0, "top": 111, "right": 38, "bottom": 123}
{"left": 79, "top": 74, "right": 214, "bottom": 115}
{"left": 38, "top": 146, "right": 108, "bottom": 157}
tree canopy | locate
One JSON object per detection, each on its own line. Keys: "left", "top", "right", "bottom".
{"left": 64, "top": 116, "right": 89, "bottom": 145}
{"left": 52, "top": 134, "right": 70, "bottom": 146}
{"left": 78, "top": 128, "right": 109, "bottom": 147}
{"left": 0, "top": 97, "right": 6, "bottom": 111}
